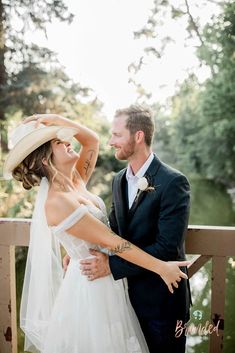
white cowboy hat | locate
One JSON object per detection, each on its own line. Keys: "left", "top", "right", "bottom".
{"left": 3, "top": 121, "right": 78, "bottom": 179}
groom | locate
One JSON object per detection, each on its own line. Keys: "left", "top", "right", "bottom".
{"left": 80, "top": 105, "right": 191, "bottom": 353}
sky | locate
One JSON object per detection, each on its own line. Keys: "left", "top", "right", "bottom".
{"left": 27, "top": 0, "right": 219, "bottom": 119}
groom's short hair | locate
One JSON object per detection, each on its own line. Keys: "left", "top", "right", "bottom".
{"left": 114, "top": 105, "right": 155, "bottom": 146}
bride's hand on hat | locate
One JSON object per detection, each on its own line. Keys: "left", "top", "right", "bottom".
{"left": 23, "top": 114, "right": 69, "bottom": 128}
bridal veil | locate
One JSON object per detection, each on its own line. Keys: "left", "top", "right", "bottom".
{"left": 20, "top": 177, "right": 63, "bottom": 352}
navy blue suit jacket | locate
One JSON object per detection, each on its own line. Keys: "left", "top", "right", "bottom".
{"left": 109, "top": 155, "right": 191, "bottom": 321}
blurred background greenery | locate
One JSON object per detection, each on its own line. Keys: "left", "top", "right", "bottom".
{"left": 0, "top": 0, "right": 234, "bottom": 352}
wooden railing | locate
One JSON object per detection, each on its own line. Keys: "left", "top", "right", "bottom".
{"left": 0, "top": 219, "right": 235, "bottom": 353}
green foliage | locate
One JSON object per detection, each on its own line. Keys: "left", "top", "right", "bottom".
{"left": 0, "top": 178, "right": 35, "bottom": 218}
{"left": 148, "top": 1, "right": 235, "bottom": 185}
{"left": 195, "top": 2, "right": 235, "bottom": 183}
{"left": 150, "top": 102, "right": 176, "bottom": 165}
{"left": 0, "top": 0, "right": 74, "bottom": 151}
{"left": 6, "top": 65, "right": 90, "bottom": 115}
{"left": 167, "top": 76, "right": 202, "bottom": 174}
{"left": 5, "top": 0, "right": 73, "bottom": 74}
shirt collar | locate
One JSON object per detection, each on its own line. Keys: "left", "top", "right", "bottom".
{"left": 126, "top": 152, "right": 154, "bottom": 180}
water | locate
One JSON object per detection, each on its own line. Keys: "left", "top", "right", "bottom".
{"left": 187, "top": 179, "right": 235, "bottom": 353}
{"left": 189, "top": 179, "right": 235, "bottom": 226}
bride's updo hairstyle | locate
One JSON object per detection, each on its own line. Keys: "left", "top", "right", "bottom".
{"left": 4, "top": 121, "right": 80, "bottom": 188}
{"left": 12, "top": 139, "right": 80, "bottom": 190}
{"left": 12, "top": 141, "right": 54, "bottom": 190}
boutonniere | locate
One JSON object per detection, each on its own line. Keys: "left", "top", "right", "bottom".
{"left": 137, "top": 177, "right": 155, "bottom": 192}
{"left": 134, "top": 177, "right": 158, "bottom": 203}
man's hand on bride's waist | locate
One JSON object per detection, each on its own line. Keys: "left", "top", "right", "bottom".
{"left": 80, "top": 249, "right": 111, "bottom": 281}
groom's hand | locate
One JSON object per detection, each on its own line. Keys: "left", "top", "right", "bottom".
{"left": 63, "top": 254, "right": 71, "bottom": 272}
{"left": 80, "top": 249, "right": 111, "bottom": 281}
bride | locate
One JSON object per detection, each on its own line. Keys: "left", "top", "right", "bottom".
{"left": 3, "top": 114, "right": 189, "bottom": 353}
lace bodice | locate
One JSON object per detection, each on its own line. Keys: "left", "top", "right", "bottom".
{"left": 51, "top": 196, "right": 109, "bottom": 260}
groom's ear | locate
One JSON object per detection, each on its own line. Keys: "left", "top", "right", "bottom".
{"left": 135, "top": 130, "right": 145, "bottom": 144}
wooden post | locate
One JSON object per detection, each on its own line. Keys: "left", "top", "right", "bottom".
{"left": 0, "top": 218, "right": 30, "bottom": 353}
{"left": 209, "top": 256, "right": 226, "bottom": 353}
{"left": 0, "top": 244, "right": 17, "bottom": 353}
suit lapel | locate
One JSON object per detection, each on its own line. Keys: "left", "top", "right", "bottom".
{"left": 128, "top": 154, "right": 162, "bottom": 219}
{"left": 113, "top": 169, "right": 129, "bottom": 235}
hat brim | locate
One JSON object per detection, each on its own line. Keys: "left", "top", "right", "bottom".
{"left": 3, "top": 125, "right": 78, "bottom": 180}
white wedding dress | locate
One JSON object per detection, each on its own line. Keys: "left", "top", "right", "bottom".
{"left": 41, "top": 196, "right": 149, "bottom": 353}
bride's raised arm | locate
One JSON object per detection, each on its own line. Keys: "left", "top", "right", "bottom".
{"left": 46, "top": 193, "right": 189, "bottom": 294}
{"left": 23, "top": 113, "right": 99, "bottom": 185}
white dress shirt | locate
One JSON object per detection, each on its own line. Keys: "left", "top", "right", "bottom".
{"left": 126, "top": 153, "right": 154, "bottom": 209}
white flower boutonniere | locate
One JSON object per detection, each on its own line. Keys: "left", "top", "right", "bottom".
{"left": 134, "top": 177, "right": 157, "bottom": 204}
{"left": 137, "top": 177, "right": 155, "bottom": 192}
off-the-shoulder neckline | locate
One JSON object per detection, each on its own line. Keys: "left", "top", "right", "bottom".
{"left": 50, "top": 203, "right": 103, "bottom": 230}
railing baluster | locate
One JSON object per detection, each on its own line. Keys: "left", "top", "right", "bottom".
{"left": 188, "top": 254, "right": 212, "bottom": 278}
{"left": 0, "top": 244, "right": 17, "bottom": 353}
{"left": 209, "top": 256, "right": 226, "bottom": 353}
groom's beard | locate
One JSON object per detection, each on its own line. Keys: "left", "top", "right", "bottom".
{"left": 114, "top": 138, "right": 136, "bottom": 161}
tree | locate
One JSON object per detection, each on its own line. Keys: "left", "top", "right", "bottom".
{"left": 129, "top": 0, "right": 224, "bottom": 95}
{"left": 196, "top": 1, "right": 235, "bottom": 183}
{"left": 132, "top": 0, "right": 235, "bottom": 185}
{"left": 168, "top": 75, "right": 202, "bottom": 174}
{"left": 0, "top": 0, "right": 73, "bottom": 151}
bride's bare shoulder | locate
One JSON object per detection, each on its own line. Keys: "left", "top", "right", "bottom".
{"left": 45, "top": 191, "right": 80, "bottom": 226}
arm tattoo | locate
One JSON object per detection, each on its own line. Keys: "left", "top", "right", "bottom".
{"left": 84, "top": 149, "right": 95, "bottom": 176}
{"left": 109, "top": 241, "right": 132, "bottom": 255}
{"left": 108, "top": 230, "right": 132, "bottom": 255}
